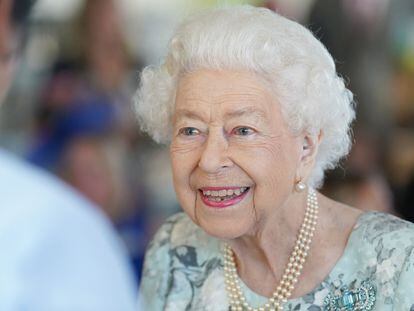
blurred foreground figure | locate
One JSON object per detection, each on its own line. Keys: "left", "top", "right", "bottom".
{"left": 0, "top": 0, "right": 138, "bottom": 310}
{"left": 27, "top": 0, "right": 150, "bottom": 285}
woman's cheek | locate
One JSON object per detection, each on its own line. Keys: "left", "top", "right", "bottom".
{"left": 170, "top": 142, "right": 200, "bottom": 198}
{"left": 170, "top": 138, "right": 202, "bottom": 154}
{"left": 230, "top": 139, "right": 287, "bottom": 185}
{"left": 171, "top": 139, "right": 202, "bottom": 170}
{"left": 229, "top": 137, "right": 281, "bottom": 163}
{"left": 171, "top": 169, "right": 197, "bottom": 219}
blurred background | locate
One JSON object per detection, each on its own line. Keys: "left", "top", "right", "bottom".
{"left": 2, "top": 0, "right": 413, "bottom": 286}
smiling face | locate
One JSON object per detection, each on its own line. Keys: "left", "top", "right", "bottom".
{"left": 170, "top": 69, "right": 306, "bottom": 239}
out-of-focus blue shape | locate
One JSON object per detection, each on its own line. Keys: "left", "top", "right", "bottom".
{"left": 28, "top": 93, "right": 117, "bottom": 170}
{"left": 0, "top": 148, "right": 138, "bottom": 310}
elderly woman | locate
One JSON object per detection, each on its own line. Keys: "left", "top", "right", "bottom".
{"left": 136, "top": 6, "right": 414, "bottom": 311}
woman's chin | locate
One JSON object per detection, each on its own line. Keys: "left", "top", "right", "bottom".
{"left": 181, "top": 190, "right": 256, "bottom": 239}
{"left": 197, "top": 214, "right": 254, "bottom": 240}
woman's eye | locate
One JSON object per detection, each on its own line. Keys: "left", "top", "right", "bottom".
{"left": 232, "top": 127, "right": 254, "bottom": 136}
{"left": 179, "top": 127, "right": 200, "bottom": 136}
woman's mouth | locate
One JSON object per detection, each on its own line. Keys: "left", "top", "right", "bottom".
{"left": 199, "top": 186, "right": 250, "bottom": 208}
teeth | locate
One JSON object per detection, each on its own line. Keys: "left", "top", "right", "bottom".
{"left": 202, "top": 187, "right": 248, "bottom": 197}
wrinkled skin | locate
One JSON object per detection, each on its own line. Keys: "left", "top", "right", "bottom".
{"left": 169, "top": 69, "right": 362, "bottom": 298}
{"left": 170, "top": 69, "right": 315, "bottom": 240}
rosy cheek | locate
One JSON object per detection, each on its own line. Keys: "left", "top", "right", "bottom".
{"left": 170, "top": 134, "right": 205, "bottom": 156}
{"left": 171, "top": 145, "right": 201, "bottom": 195}
{"left": 231, "top": 141, "right": 285, "bottom": 186}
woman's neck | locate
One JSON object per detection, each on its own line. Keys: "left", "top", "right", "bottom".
{"left": 226, "top": 190, "right": 308, "bottom": 297}
{"left": 224, "top": 191, "right": 363, "bottom": 298}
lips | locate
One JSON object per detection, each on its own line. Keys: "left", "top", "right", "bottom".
{"left": 199, "top": 186, "right": 250, "bottom": 208}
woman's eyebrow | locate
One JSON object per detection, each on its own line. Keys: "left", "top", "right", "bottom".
{"left": 224, "top": 106, "right": 268, "bottom": 121}
{"left": 174, "top": 109, "right": 206, "bottom": 122}
{"left": 174, "top": 106, "right": 268, "bottom": 123}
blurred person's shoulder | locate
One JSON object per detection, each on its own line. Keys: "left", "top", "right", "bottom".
{"left": 0, "top": 148, "right": 138, "bottom": 310}
{"left": 0, "top": 148, "right": 92, "bottom": 209}
{"left": 0, "top": 148, "right": 115, "bottom": 236}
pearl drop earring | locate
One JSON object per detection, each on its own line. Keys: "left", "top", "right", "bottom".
{"left": 295, "top": 180, "right": 306, "bottom": 192}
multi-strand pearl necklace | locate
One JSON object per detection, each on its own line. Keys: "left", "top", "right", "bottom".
{"left": 223, "top": 188, "right": 319, "bottom": 311}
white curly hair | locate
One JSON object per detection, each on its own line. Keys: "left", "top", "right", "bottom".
{"left": 134, "top": 5, "right": 355, "bottom": 188}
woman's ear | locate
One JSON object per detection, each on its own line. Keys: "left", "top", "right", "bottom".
{"left": 295, "top": 130, "right": 323, "bottom": 183}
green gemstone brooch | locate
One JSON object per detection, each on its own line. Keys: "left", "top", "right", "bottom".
{"left": 324, "top": 280, "right": 376, "bottom": 311}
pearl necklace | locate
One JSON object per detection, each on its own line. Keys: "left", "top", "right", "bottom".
{"left": 223, "top": 188, "right": 319, "bottom": 311}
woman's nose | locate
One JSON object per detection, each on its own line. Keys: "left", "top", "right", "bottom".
{"left": 198, "top": 129, "right": 232, "bottom": 173}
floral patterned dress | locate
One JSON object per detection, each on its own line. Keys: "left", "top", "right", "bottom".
{"left": 139, "top": 212, "right": 414, "bottom": 310}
